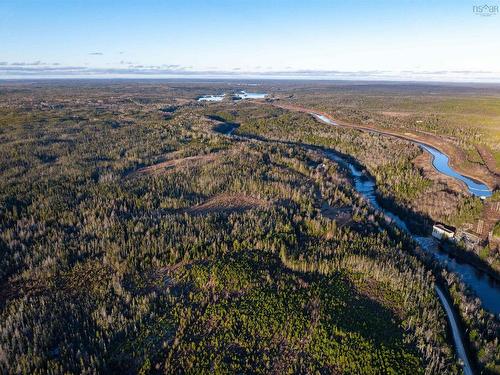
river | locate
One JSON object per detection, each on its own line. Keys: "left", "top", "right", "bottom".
{"left": 211, "top": 104, "right": 497, "bottom": 374}
{"left": 311, "top": 112, "right": 492, "bottom": 198}
{"left": 311, "top": 113, "right": 500, "bottom": 375}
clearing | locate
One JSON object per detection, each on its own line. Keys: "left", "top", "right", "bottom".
{"left": 185, "top": 193, "right": 271, "bottom": 215}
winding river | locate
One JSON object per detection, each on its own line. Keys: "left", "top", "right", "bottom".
{"left": 203, "top": 99, "right": 492, "bottom": 199}
{"left": 311, "top": 112, "right": 499, "bottom": 375}
{"left": 211, "top": 104, "right": 498, "bottom": 374}
{"left": 418, "top": 144, "right": 492, "bottom": 198}
{"left": 323, "top": 147, "right": 500, "bottom": 314}
{"left": 311, "top": 113, "right": 492, "bottom": 198}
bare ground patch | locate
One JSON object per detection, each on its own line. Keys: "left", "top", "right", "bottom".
{"left": 130, "top": 151, "right": 225, "bottom": 178}
{"left": 477, "top": 201, "right": 500, "bottom": 242}
{"left": 379, "top": 111, "right": 414, "bottom": 117}
{"left": 185, "top": 194, "right": 271, "bottom": 215}
{"left": 320, "top": 203, "right": 352, "bottom": 226}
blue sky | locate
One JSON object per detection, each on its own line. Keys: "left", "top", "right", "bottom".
{"left": 1, "top": 0, "right": 499, "bottom": 80}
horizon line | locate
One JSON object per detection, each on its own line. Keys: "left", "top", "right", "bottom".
{"left": 1, "top": 65, "right": 500, "bottom": 83}
{"left": 3, "top": 77, "right": 500, "bottom": 87}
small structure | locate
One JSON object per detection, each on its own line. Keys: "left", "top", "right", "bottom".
{"left": 455, "top": 229, "right": 482, "bottom": 251}
{"left": 432, "top": 223, "right": 455, "bottom": 240}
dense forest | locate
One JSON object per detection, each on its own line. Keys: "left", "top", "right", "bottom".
{"left": 0, "top": 82, "right": 498, "bottom": 374}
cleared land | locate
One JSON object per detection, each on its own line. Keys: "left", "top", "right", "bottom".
{"left": 185, "top": 193, "right": 271, "bottom": 215}
{"left": 130, "top": 151, "right": 224, "bottom": 177}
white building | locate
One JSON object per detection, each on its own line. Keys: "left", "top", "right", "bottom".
{"left": 432, "top": 223, "right": 455, "bottom": 240}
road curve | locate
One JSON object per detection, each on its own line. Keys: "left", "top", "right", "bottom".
{"left": 435, "top": 286, "right": 474, "bottom": 375}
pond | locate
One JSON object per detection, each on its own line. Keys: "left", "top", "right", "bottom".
{"left": 234, "top": 91, "right": 267, "bottom": 99}
{"left": 197, "top": 94, "right": 225, "bottom": 102}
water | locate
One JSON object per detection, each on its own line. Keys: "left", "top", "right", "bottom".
{"left": 414, "top": 236, "right": 500, "bottom": 313}
{"left": 198, "top": 94, "right": 225, "bottom": 102}
{"left": 325, "top": 150, "right": 500, "bottom": 314}
{"left": 312, "top": 112, "right": 493, "bottom": 198}
{"left": 198, "top": 91, "right": 267, "bottom": 102}
{"left": 235, "top": 91, "right": 267, "bottom": 99}
{"left": 418, "top": 144, "right": 492, "bottom": 198}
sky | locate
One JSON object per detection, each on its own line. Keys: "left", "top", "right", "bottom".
{"left": 1, "top": 0, "right": 500, "bottom": 81}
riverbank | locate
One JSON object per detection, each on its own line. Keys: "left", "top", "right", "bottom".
{"left": 439, "top": 240, "right": 500, "bottom": 283}
{"left": 259, "top": 100, "right": 499, "bottom": 192}
{"left": 373, "top": 189, "right": 500, "bottom": 283}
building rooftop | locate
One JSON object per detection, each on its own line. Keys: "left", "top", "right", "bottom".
{"left": 433, "top": 223, "right": 455, "bottom": 234}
